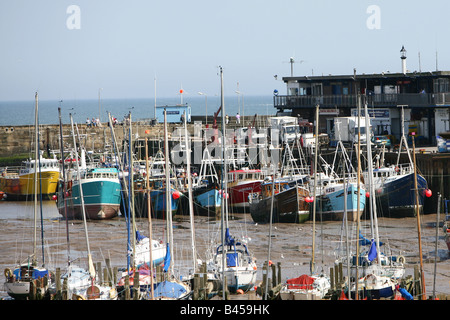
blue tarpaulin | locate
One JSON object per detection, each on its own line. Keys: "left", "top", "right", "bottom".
{"left": 163, "top": 243, "right": 171, "bottom": 272}
{"left": 399, "top": 288, "right": 414, "bottom": 300}
{"left": 368, "top": 239, "right": 377, "bottom": 262}
{"left": 154, "top": 280, "right": 187, "bottom": 299}
{"left": 136, "top": 230, "right": 146, "bottom": 242}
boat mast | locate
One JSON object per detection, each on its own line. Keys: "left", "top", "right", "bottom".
{"left": 58, "top": 107, "right": 71, "bottom": 266}
{"left": 184, "top": 111, "right": 197, "bottom": 272}
{"left": 310, "top": 104, "right": 319, "bottom": 274}
{"left": 129, "top": 112, "right": 136, "bottom": 269}
{"left": 219, "top": 66, "right": 227, "bottom": 300}
{"left": 355, "top": 94, "right": 362, "bottom": 299}
{"left": 69, "top": 113, "right": 96, "bottom": 279}
{"left": 33, "top": 92, "right": 39, "bottom": 264}
{"left": 364, "top": 101, "right": 381, "bottom": 266}
{"left": 145, "top": 138, "right": 155, "bottom": 300}
{"left": 412, "top": 133, "right": 426, "bottom": 299}
{"left": 164, "top": 108, "right": 174, "bottom": 276}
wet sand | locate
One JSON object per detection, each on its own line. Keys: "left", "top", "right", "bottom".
{"left": 0, "top": 200, "right": 449, "bottom": 299}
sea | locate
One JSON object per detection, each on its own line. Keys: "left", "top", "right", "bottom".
{"left": 0, "top": 95, "right": 275, "bottom": 126}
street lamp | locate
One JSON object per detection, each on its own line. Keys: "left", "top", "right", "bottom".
{"left": 98, "top": 88, "right": 103, "bottom": 123}
{"left": 198, "top": 92, "right": 208, "bottom": 125}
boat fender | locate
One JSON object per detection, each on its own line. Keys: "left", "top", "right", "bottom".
{"left": 397, "top": 255, "right": 406, "bottom": 264}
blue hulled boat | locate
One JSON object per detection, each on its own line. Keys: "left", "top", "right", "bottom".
{"left": 370, "top": 164, "right": 428, "bottom": 217}
{"left": 319, "top": 179, "right": 366, "bottom": 221}
{"left": 57, "top": 167, "right": 122, "bottom": 220}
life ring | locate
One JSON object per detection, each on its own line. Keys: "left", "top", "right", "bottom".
{"left": 395, "top": 166, "right": 399, "bottom": 173}
{"left": 397, "top": 255, "right": 406, "bottom": 264}
{"left": 4, "top": 268, "right": 12, "bottom": 278}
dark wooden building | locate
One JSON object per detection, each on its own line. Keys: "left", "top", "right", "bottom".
{"left": 274, "top": 69, "right": 450, "bottom": 145}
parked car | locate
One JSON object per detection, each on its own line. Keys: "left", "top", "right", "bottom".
{"left": 372, "top": 135, "right": 391, "bottom": 150}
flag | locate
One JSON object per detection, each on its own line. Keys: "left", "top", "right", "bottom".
{"left": 368, "top": 239, "right": 377, "bottom": 262}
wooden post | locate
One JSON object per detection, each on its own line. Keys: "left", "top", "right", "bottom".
{"left": 414, "top": 265, "right": 422, "bottom": 299}
{"left": 62, "top": 277, "right": 68, "bottom": 300}
{"left": 133, "top": 270, "right": 140, "bottom": 300}
{"left": 271, "top": 263, "right": 277, "bottom": 288}
{"left": 330, "top": 267, "right": 335, "bottom": 292}
{"left": 193, "top": 274, "right": 200, "bottom": 300}
{"left": 96, "top": 262, "right": 102, "bottom": 285}
{"left": 277, "top": 262, "right": 282, "bottom": 286}
{"left": 124, "top": 274, "right": 130, "bottom": 300}
{"left": 105, "top": 258, "right": 112, "bottom": 286}
{"left": 55, "top": 268, "right": 61, "bottom": 299}
{"left": 334, "top": 264, "right": 339, "bottom": 289}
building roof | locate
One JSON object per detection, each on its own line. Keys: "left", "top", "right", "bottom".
{"left": 283, "top": 71, "right": 450, "bottom": 83}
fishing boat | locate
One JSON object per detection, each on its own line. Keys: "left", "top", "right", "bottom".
{"left": 249, "top": 176, "right": 310, "bottom": 223}
{"left": 279, "top": 274, "right": 330, "bottom": 300}
{"left": 227, "top": 168, "right": 265, "bottom": 213}
{"left": 316, "top": 173, "right": 366, "bottom": 221}
{"left": 369, "top": 163, "right": 428, "bottom": 217}
{"left": 206, "top": 228, "right": 257, "bottom": 293}
{"left": 189, "top": 146, "right": 222, "bottom": 218}
{"left": 0, "top": 153, "right": 60, "bottom": 201}
{"left": 57, "top": 165, "right": 122, "bottom": 220}
{"left": 369, "top": 107, "right": 428, "bottom": 217}
{"left": 314, "top": 138, "right": 366, "bottom": 221}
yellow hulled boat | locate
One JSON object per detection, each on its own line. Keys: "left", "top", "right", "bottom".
{"left": 0, "top": 154, "right": 60, "bottom": 200}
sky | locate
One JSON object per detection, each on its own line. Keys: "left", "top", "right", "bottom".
{"left": 1, "top": 0, "right": 449, "bottom": 101}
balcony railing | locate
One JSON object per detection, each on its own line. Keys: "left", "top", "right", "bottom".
{"left": 274, "top": 93, "right": 450, "bottom": 109}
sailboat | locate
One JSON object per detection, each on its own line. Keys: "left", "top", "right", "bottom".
{"left": 336, "top": 100, "right": 405, "bottom": 299}
{"left": 123, "top": 109, "right": 190, "bottom": 300}
{"left": 206, "top": 67, "right": 257, "bottom": 295}
{"left": 279, "top": 105, "right": 331, "bottom": 300}
{"left": 53, "top": 113, "right": 118, "bottom": 300}
{"left": 207, "top": 228, "right": 257, "bottom": 293}
{"left": 3, "top": 93, "right": 52, "bottom": 299}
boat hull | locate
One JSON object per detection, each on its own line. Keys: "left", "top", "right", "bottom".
{"left": 319, "top": 183, "right": 365, "bottom": 221}
{"left": 57, "top": 178, "right": 121, "bottom": 220}
{"left": 228, "top": 181, "right": 262, "bottom": 213}
{"left": 192, "top": 187, "right": 221, "bottom": 219}
{"left": 0, "top": 171, "right": 59, "bottom": 200}
{"left": 377, "top": 173, "right": 427, "bottom": 217}
{"left": 250, "top": 186, "right": 310, "bottom": 224}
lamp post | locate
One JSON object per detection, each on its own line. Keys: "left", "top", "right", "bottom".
{"left": 400, "top": 45, "right": 407, "bottom": 74}
{"left": 98, "top": 88, "right": 103, "bottom": 123}
{"left": 198, "top": 92, "right": 208, "bottom": 125}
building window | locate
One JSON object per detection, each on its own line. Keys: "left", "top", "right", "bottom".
{"left": 433, "top": 78, "right": 449, "bottom": 93}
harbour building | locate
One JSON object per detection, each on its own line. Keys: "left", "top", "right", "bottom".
{"left": 274, "top": 46, "right": 450, "bottom": 146}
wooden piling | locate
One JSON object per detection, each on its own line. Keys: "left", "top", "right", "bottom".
{"left": 124, "top": 274, "right": 130, "bottom": 300}
{"left": 133, "top": 270, "right": 140, "bottom": 300}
